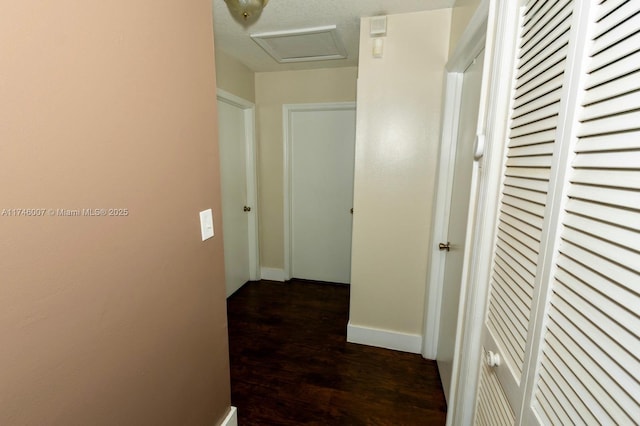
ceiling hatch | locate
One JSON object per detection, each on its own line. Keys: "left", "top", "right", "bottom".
{"left": 251, "top": 25, "right": 347, "bottom": 63}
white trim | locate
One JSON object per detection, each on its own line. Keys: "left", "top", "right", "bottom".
{"left": 282, "top": 102, "right": 357, "bottom": 281}
{"left": 446, "top": 1, "right": 523, "bottom": 425}
{"left": 216, "top": 89, "right": 261, "bottom": 281}
{"left": 447, "top": 0, "right": 490, "bottom": 73}
{"left": 347, "top": 322, "right": 422, "bottom": 354}
{"left": 216, "top": 88, "right": 253, "bottom": 109}
{"left": 260, "top": 267, "right": 286, "bottom": 282}
{"left": 220, "top": 406, "right": 237, "bottom": 426}
{"left": 422, "top": 0, "right": 489, "bottom": 360}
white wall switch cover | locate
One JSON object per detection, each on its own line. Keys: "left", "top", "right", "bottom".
{"left": 199, "top": 209, "right": 214, "bottom": 241}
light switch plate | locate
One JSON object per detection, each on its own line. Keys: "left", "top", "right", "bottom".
{"left": 199, "top": 209, "right": 214, "bottom": 241}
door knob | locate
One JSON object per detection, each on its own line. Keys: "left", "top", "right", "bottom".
{"left": 243, "top": 206, "right": 251, "bottom": 212}
{"left": 439, "top": 242, "right": 450, "bottom": 252}
{"left": 486, "top": 350, "right": 501, "bottom": 368}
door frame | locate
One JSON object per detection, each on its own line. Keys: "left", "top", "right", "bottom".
{"left": 216, "top": 89, "right": 260, "bottom": 281}
{"left": 422, "top": 0, "right": 489, "bottom": 360}
{"left": 283, "top": 102, "right": 357, "bottom": 281}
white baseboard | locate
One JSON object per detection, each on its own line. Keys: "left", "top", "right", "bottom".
{"left": 260, "top": 267, "right": 286, "bottom": 282}
{"left": 220, "top": 406, "right": 237, "bottom": 426}
{"left": 347, "top": 322, "right": 423, "bottom": 354}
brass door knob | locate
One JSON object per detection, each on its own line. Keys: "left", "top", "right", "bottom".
{"left": 439, "top": 242, "right": 451, "bottom": 252}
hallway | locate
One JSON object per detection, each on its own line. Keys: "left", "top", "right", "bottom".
{"left": 227, "top": 280, "right": 447, "bottom": 425}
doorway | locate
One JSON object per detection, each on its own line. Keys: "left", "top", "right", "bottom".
{"left": 421, "top": 1, "right": 489, "bottom": 407}
{"left": 217, "top": 90, "right": 259, "bottom": 296}
{"left": 283, "top": 103, "right": 357, "bottom": 283}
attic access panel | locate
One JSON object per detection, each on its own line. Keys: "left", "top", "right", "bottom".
{"left": 251, "top": 25, "right": 347, "bottom": 63}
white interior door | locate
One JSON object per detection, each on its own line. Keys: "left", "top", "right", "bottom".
{"left": 218, "top": 98, "right": 251, "bottom": 296}
{"left": 289, "top": 105, "right": 356, "bottom": 284}
{"left": 436, "top": 50, "right": 485, "bottom": 403}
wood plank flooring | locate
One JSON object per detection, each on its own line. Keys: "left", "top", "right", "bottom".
{"left": 227, "top": 279, "right": 447, "bottom": 425}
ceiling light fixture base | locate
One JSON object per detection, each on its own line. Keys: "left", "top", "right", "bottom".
{"left": 224, "top": 0, "right": 269, "bottom": 24}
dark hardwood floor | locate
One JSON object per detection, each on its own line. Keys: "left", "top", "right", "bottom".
{"left": 227, "top": 279, "right": 447, "bottom": 425}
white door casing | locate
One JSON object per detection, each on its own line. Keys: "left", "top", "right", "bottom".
{"left": 217, "top": 90, "right": 259, "bottom": 297}
{"left": 436, "top": 48, "right": 485, "bottom": 404}
{"left": 283, "top": 103, "right": 356, "bottom": 284}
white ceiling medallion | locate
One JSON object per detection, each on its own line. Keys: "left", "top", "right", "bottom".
{"left": 251, "top": 25, "right": 347, "bottom": 63}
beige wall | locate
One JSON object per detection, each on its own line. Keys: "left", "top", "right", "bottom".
{"left": 0, "top": 1, "right": 231, "bottom": 424}
{"left": 449, "top": 0, "right": 483, "bottom": 56}
{"left": 254, "top": 67, "right": 358, "bottom": 269}
{"left": 349, "top": 10, "right": 451, "bottom": 336}
{"left": 215, "top": 49, "right": 256, "bottom": 102}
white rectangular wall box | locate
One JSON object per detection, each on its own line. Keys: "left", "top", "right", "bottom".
{"left": 199, "top": 209, "right": 214, "bottom": 241}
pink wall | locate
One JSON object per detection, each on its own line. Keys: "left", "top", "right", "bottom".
{"left": 0, "top": 1, "right": 231, "bottom": 424}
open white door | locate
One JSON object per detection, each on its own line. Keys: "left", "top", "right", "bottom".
{"left": 217, "top": 91, "right": 259, "bottom": 297}
{"left": 436, "top": 49, "right": 485, "bottom": 403}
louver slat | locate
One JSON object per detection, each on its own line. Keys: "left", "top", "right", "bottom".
{"left": 582, "top": 69, "right": 640, "bottom": 107}
{"left": 513, "top": 73, "right": 565, "bottom": 112}
{"left": 574, "top": 129, "right": 640, "bottom": 152}
{"left": 593, "top": 6, "right": 640, "bottom": 54}
{"left": 519, "top": 12, "right": 572, "bottom": 77}
{"left": 513, "top": 88, "right": 563, "bottom": 119}
{"left": 510, "top": 101, "right": 561, "bottom": 129}
{"left": 568, "top": 184, "right": 640, "bottom": 211}
{"left": 514, "top": 52, "right": 565, "bottom": 98}
{"left": 502, "top": 185, "right": 547, "bottom": 205}
{"left": 507, "top": 142, "right": 555, "bottom": 158}
{"left": 587, "top": 30, "right": 640, "bottom": 73}
{"left": 580, "top": 91, "right": 640, "bottom": 121}
{"left": 533, "top": 3, "right": 640, "bottom": 423}
{"left": 586, "top": 49, "right": 640, "bottom": 89}
{"left": 594, "top": 1, "right": 640, "bottom": 40}
{"left": 521, "top": 0, "right": 554, "bottom": 35}
{"left": 539, "top": 356, "right": 587, "bottom": 424}
{"left": 595, "top": 0, "right": 629, "bottom": 23}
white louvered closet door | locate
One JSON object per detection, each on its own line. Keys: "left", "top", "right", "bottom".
{"left": 476, "top": 0, "right": 576, "bottom": 423}
{"left": 526, "top": 0, "right": 640, "bottom": 423}
{"left": 474, "top": 0, "right": 640, "bottom": 424}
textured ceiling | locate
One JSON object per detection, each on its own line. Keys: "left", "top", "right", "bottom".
{"left": 212, "top": 0, "right": 456, "bottom": 72}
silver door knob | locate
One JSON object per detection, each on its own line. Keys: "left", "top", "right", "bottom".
{"left": 439, "top": 242, "right": 450, "bottom": 252}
